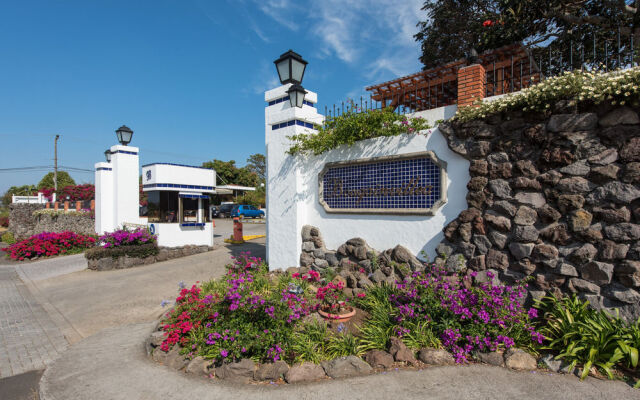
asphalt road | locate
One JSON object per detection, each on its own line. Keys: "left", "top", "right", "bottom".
{"left": 213, "top": 217, "right": 265, "bottom": 244}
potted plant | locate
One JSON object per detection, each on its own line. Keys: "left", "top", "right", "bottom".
{"left": 315, "top": 281, "right": 356, "bottom": 323}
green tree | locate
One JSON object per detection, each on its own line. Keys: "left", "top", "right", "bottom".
{"left": 201, "top": 159, "right": 259, "bottom": 188}
{"left": 415, "top": 0, "right": 636, "bottom": 69}
{"left": 37, "top": 171, "right": 76, "bottom": 190}
{"left": 246, "top": 153, "right": 266, "bottom": 183}
{"left": 239, "top": 190, "right": 265, "bottom": 208}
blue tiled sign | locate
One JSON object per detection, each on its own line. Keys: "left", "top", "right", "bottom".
{"left": 319, "top": 152, "right": 446, "bottom": 215}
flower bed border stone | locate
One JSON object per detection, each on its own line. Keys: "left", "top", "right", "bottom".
{"left": 145, "top": 321, "right": 550, "bottom": 385}
{"left": 87, "top": 245, "right": 213, "bottom": 271}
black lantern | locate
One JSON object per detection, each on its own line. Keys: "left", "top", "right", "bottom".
{"left": 274, "top": 50, "right": 308, "bottom": 85}
{"left": 104, "top": 149, "right": 112, "bottom": 162}
{"left": 115, "top": 125, "right": 133, "bottom": 146}
{"left": 287, "top": 83, "right": 307, "bottom": 108}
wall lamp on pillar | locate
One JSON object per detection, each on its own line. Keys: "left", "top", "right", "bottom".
{"left": 287, "top": 83, "right": 307, "bottom": 108}
{"left": 115, "top": 125, "right": 134, "bottom": 146}
{"left": 104, "top": 149, "right": 112, "bottom": 162}
{"left": 274, "top": 49, "right": 308, "bottom": 85}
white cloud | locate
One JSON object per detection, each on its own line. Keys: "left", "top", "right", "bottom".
{"left": 256, "top": 0, "right": 300, "bottom": 31}
{"left": 307, "top": 0, "right": 423, "bottom": 77}
{"left": 245, "top": 61, "right": 280, "bottom": 95}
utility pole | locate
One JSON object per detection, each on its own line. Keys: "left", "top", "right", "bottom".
{"left": 54, "top": 135, "right": 60, "bottom": 191}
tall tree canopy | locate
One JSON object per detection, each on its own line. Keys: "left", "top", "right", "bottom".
{"left": 37, "top": 171, "right": 76, "bottom": 190}
{"left": 202, "top": 159, "right": 260, "bottom": 188}
{"left": 415, "top": 0, "right": 637, "bottom": 69}
{"left": 246, "top": 153, "right": 265, "bottom": 183}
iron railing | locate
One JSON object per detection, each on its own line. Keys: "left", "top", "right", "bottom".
{"left": 322, "top": 31, "right": 637, "bottom": 119}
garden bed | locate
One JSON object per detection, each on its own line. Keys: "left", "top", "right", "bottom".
{"left": 84, "top": 227, "right": 213, "bottom": 271}
{"left": 1, "top": 231, "right": 96, "bottom": 261}
{"left": 86, "top": 244, "right": 212, "bottom": 271}
{"left": 142, "top": 252, "right": 640, "bottom": 386}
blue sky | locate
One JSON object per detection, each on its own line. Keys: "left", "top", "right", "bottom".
{"left": 0, "top": 0, "right": 425, "bottom": 194}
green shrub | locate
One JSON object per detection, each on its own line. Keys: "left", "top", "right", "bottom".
{"left": 454, "top": 67, "right": 640, "bottom": 123}
{"left": 1, "top": 231, "right": 16, "bottom": 244}
{"left": 287, "top": 105, "right": 432, "bottom": 155}
{"left": 85, "top": 243, "right": 158, "bottom": 260}
{"left": 536, "top": 294, "right": 639, "bottom": 381}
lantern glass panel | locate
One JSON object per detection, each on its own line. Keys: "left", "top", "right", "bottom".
{"left": 295, "top": 91, "right": 304, "bottom": 108}
{"left": 291, "top": 59, "right": 306, "bottom": 83}
{"left": 276, "top": 60, "right": 290, "bottom": 84}
{"left": 117, "top": 130, "right": 133, "bottom": 145}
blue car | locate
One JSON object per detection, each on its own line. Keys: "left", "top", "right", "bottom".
{"left": 231, "top": 205, "right": 265, "bottom": 219}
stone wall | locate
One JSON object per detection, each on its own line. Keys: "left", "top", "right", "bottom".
{"left": 88, "top": 245, "right": 212, "bottom": 271}
{"left": 8, "top": 204, "right": 44, "bottom": 240}
{"left": 299, "top": 225, "right": 426, "bottom": 294}
{"left": 9, "top": 204, "right": 95, "bottom": 239}
{"left": 435, "top": 104, "right": 640, "bottom": 319}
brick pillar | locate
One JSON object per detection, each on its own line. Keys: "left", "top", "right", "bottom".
{"left": 457, "top": 64, "right": 486, "bottom": 107}
{"left": 45, "top": 203, "right": 50, "bottom": 209}
{"left": 64, "top": 201, "right": 69, "bottom": 211}
{"left": 75, "top": 201, "right": 81, "bottom": 211}
{"left": 54, "top": 202, "right": 59, "bottom": 211}
{"left": 90, "top": 199, "right": 95, "bottom": 211}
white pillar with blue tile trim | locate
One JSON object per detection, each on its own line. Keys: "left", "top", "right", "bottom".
{"left": 265, "top": 83, "right": 324, "bottom": 270}
{"left": 110, "top": 145, "right": 142, "bottom": 228}
{"left": 94, "top": 161, "right": 114, "bottom": 234}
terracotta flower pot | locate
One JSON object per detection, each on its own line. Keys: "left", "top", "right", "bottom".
{"left": 318, "top": 306, "right": 356, "bottom": 323}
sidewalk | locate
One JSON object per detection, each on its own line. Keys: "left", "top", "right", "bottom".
{"left": 0, "top": 266, "right": 68, "bottom": 378}
{"left": 39, "top": 321, "right": 639, "bottom": 400}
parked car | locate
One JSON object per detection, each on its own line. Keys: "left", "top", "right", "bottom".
{"left": 231, "top": 205, "right": 265, "bottom": 219}
{"left": 210, "top": 205, "right": 219, "bottom": 218}
{"left": 217, "top": 203, "right": 235, "bottom": 218}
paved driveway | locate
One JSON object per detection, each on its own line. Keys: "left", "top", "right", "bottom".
{"left": 24, "top": 240, "right": 265, "bottom": 340}
{"left": 0, "top": 239, "right": 265, "bottom": 381}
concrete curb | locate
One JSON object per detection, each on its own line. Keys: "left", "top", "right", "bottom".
{"left": 39, "top": 322, "right": 639, "bottom": 400}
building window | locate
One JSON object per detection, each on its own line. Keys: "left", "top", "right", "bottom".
{"left": 146, "top": 191, "right": 179, "bottom": 223}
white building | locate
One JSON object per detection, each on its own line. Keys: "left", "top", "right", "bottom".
{"left": 95, "top": 134, "right": 216, "bottom": 248}
{"left": 142, "top": 163, "right": 215, "bottom": 247}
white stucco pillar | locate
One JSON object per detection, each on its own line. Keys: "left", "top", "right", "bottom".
{"left": 110, "top": 145, "right": 141, "bottom": 228}
{"left": 265, "top": 84, "right": 323, "bottom": 270}
{"left": 95, "top": 162, "right": 114, "bottom": 234}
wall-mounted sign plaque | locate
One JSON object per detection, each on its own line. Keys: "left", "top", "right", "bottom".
{"left": 319, "top": 151, "right": 447, "bottom": 215}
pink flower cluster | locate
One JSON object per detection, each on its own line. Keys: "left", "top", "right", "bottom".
{"left": 99, "top": 228, "right": 156, "bottom": 248}
{"left": 2, "top": 231, "right": 96, "bottom": 260}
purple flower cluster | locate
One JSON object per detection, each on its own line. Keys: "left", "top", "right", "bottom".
{"left": 391, "top": 266, "right": 543, "bottom": 362}
{"left": 99, "top": 228, "right": 156, "bottom": 248}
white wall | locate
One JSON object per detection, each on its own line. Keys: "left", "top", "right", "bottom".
{"left": 95, "top": 162, "right": 114, "bottom": 234}
{"left": 111, "top": 145, "right": 142, "bottom": 226}
{"left": 142, "top": 163, "right": 216, "bottom": 191}
{"left": 266, "top": 85, "right": 468, "bottom": 270}
{"left": 149, "top": 222, "right": 213, "bottom": 247}
{"left": 265, "top": 84, "right": 324, "bottom": 269}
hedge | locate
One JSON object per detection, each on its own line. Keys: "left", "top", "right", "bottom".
{"left": 85, "top": 243, "right": 159, "bottom": 260}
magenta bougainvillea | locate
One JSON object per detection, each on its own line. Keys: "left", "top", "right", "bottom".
{"left": 99, "top": 228, "right": 156, "bottom": 248}
{"left": 2, "top": 231, "right": 96, "bottom": 260}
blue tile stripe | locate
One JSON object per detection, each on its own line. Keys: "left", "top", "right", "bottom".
{"left": 267, "top": 96, "right": 314, "bottom": 107}
{"left": 179, "top": 194, "right": 209, "bottom": 199}
{"left": 180, "top": 223, "right": 206, "bottom": 227}
{"left": 271, "top": 119, "right": 316, "bottom": 130}
{"left": 112, "top": 150, "right": 138, "bottom": 155}
{"left": 143, "top": 183, "right": 214, "bottom": 190}
{"left": 96, "top": 167, "right": 112, "bottom": 171}
{"left": 142, "top": 162, "right": 211, "bottom": 170}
